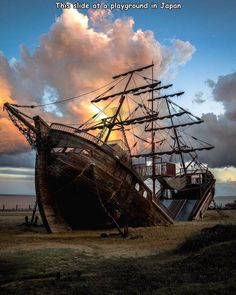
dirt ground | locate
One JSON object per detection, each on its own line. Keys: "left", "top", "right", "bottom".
{"left": 0, "top": 210, "right": 236, "bottom": 294}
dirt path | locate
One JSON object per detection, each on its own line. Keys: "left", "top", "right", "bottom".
{"left": 0, "top": 210, "right": 235, "bottom": 257}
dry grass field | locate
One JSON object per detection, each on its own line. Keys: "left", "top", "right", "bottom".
{"left": 0, "top": 210, "right": 236, "bottom": 294}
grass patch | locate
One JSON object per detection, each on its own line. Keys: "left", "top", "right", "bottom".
{"left": 156, "top": 279, "right": 236, "bottom": 295}
{"left": 96, "top": 240, "right": 236, "bottom": 294}
{"left": 1, "top": 241, "right": 236, "bottom": 294}
{"left": 178, "top": 224, "right": 236, "bottom": 253}
{"left": 1, "top": 218, "right": 236, "bottom": 294}
{"left": 0, "top": 248, "right": 99, "bottom": 284}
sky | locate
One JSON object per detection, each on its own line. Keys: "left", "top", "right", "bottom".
{"left": 0, "top": 0, "right": 236, "bottom": 196}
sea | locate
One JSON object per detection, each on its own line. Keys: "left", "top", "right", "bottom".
{"left": 0, "top": 194, "right": 235, "bottom": 210}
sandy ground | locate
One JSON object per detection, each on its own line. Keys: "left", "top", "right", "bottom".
{"left": 0, "top": 209, "right": 235, "bottom": 257}
{"left": 0, "top": 210, "right": 235, "bottom": 294}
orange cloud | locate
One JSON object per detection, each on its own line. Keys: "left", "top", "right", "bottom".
{"left": 0, "top": 7, "right": 196, "bottom": 154}
{"left": 0, "top": 75, "right": 29, "bottom": 153}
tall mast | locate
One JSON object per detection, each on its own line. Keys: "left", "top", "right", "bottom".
{"left": 151, "top": 62, "right": 156, "bottom": 197}
{"left": 104, "top": 73, "right": 133, "bottom": 143}
{"left": 165, "top": 99, "right": 187, "bottom": 174}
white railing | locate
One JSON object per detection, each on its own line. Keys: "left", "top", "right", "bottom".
{"left": 133, "top": 162, "right": 176, "bottom": 179}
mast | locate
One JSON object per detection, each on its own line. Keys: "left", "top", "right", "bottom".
{"left": 165, "top": 98, "right": 187, "bottom": 174}
{"left": 151, "top": 62, "right": 155, "bottom": 197}
{"left": 102, "top": 64, "right": 155, "bottom": 143}
{"left": 104, "top": 72, "right": 133, "bottom": 143}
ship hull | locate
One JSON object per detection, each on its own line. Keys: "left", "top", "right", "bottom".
{"left": 34, "top": 120, "right": 173, "bottom": 232}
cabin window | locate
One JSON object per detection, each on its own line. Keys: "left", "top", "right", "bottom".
{"left": 143, "top": 191, "right": 147, "bottom": 198}
{"left": 81, "top": 149, "right": 90, "bottom": 156}
{"left": 51, "top": 147, "right": 63, "bottom": 153}
{"left": 65, "top": 147, "right": 75, "bottom": 153}
{"left": 135, "top": 183, "right": 140, "bottom": 191}
{"left": 192, "top": 176, "right": 202, "bottom": 184}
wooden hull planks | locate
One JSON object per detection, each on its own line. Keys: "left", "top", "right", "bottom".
{"left": 35, "top": 123, "right": 173, "bottom": 232}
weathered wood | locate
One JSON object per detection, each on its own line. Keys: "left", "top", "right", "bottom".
{"left": 34, "top": 126, "right": 173, "bottom": 232}
{"left": 34, "top": 117, "right": 71, "bottom": 233}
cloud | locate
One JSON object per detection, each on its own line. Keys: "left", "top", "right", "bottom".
{"left": 211, "top": 72, "right": 236, "bottom": 121}
{"left": 193, "top": 91, "right": 205, "bottom": 104}
{"left": 172, "top": 39, "right": 196, "bottom": 65}
{"left": 159, "top": 39, "right": 196, "bottom": 78}
{"left": 192, "top": 72, "right": 236, "bottom": 168}
{"left": 205, "top": 79, "right": 215, "bottom": 89}
{"left": 0, "top": 7, "right": 196, "bottom": 161}
{"left": 211, "top": 167, "right": 236, "bottom": 183}
{"left": 88, "top": 8, "right": 112, "bottom": 31}
{"left": 0, "top": 167, "right": 34, "bottom": 174}
{"left": 0, "top": 151, "right": 35, "bottom": 168}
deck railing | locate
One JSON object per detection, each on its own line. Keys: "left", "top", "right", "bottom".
{"left": 132, "top": 162, "right": 176, "bottom": 179}
{"left": 51, "top": 123, "right": 109, "bottom": 146}
{"left": 50, "top": 123, "right": 129, "bottom": 161}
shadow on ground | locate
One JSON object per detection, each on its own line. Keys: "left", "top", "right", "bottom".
{"left": 0, "top": 224, "right": 236, "bottom": 294}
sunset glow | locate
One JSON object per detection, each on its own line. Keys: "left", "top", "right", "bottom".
{"left": 0, "top": 1, "right": 236, "bottom": 196}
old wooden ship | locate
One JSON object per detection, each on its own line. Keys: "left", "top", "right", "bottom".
{"left": 4, "top": 64, "right": 215, "bottom": 233}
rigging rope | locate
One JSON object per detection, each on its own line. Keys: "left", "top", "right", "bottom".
{"left": 12, "top": 78, "right": 122, "bottom": 109}
{"left": 134, "top": 72, "right": 159, "bottom": 83}
{"left": 91, "top": 164, "right": 126, "bottom": 237}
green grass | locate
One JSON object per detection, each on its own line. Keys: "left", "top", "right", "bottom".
{"left": 0, "top": 248, "right": 98, "bottom": 283}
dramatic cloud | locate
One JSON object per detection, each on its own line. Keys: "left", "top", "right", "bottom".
{"left": 193, "top": 72, "right": 236, "bottom": 168}
{"left": 0, "top": 65, "right": 30, "bottom": 153}
{"left": 211, "top": 72, "right": 236, "bottom": 121}
{"left": 0, "top": 7, "right": 196, "bottom": 159}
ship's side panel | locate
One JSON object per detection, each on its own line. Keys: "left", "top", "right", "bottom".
{"left": 34, "top": 117, "right": 71, "bottom": 232}
{"left": 35, "top": 152, "right": 71, "bottom": 232}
